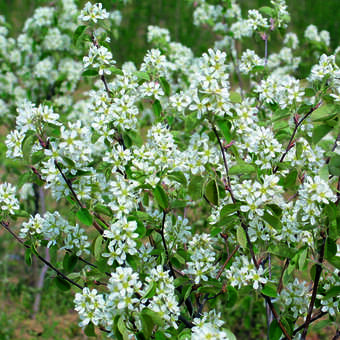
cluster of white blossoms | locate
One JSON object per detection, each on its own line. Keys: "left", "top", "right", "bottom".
{"left": 183, "top": 233, "right": 218, "bottom": 284}
{"left": 317, "top": 269, "right": 340, "bottom": 316}
{"left": 0, "top": 183, "right": 20, "bottom": 216}
{"left": 1, "top": 0, "right": 340, "bottom": 338}
{"left": 20, "top": 212, "right": 90, "bottom": 255}
{"left": 192, "top": 311, "right": 231, "bottom": 340}
{"left": 296, "top": 175, "right": 337, "bottom": 225}
{"left": 79, "top": 2, "right": 109, "bottom": 23}
{"left": 102, "top": 217, "right": 139, "bottom": 265}
{"left": 277, "top": 279, "right": 310, "bottom": 318}
{"left": 225, "top": 255, "right": 267, "bottom": 289}
{"left": 74, "top": 265, "right": 179, "bottom": 333}
{"left": 304, "top": 24, "right": 330, "bottom": 47}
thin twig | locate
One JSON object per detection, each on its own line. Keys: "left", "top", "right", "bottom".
{"left": 54, "top": 160, "right": 104, "bottom": 234}
{"left": 332, "top": 329, "right": 340, "bottom": 340}
{"left": 212, "top": 123, "right": 292, "bottom": 339}
{"left": 301, "top": 233, "right": 326, "bottom": 339}
{"left": 273, "top": 102, "right": 322, "bottom": 173}
{"left": 1, "top": 221, "right": 84, "bottom": 290}
{"left": 326, "top": 133, "right": 340, "bottom": 164}
{"left": 277, "top": 258, "right": 290, "bottom": 294}
{"left": 284, "top": 311, "right": 327, "bottom": 337}
{"left": 216, "top": 245, "right": 240, "bottom": 280}
{"left": 160, "top": 211, "right": 175, "bottom": 279}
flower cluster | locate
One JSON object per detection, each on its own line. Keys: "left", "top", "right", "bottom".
{"left": 0, "top": 183, "right": 20, "bottom": 216}
{"left": 20, "top": 212, "right": 90, "bottom": 255}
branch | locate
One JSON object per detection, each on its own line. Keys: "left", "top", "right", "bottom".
{"left": 211, "top": 124, "right": 235, "bottom": 203}
{"left": 288, "top": 311, "right": 327, "bottom": 337}
{"left": 326, "top": 133, "right": 340, "bottom": 164}
{"left": 301, "top": 233, "right": 326, "bottom": 339}
{"left": 212, "top": 122, "right": 291, "bottom": 339}
{"left": 277, "top": 258, "right": 290, "bottom": 294}
{"left": 273, "top": 102, "right": 321, "bottom": 173}
{"left": 54, "top": 160, "right": 104, "bottom": 234}
{"left": 160, "top": 210, "right": 176, "bottom": 279}
{"left": 216, "top": 245, "right": 240, "bottom": 280}
{"left": 332, "top": 329, "right": 340, "bottom": 340}
{"left": 1, "top": 221, "right": 84, "bottom": 290}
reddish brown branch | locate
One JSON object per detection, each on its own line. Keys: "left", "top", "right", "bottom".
{"left": 301, "top": 233, "right": 326, "bottom": 340}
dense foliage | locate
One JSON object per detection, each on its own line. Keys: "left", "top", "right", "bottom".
{"left": 0, "top": 0, "right": 339, "bottom": 339}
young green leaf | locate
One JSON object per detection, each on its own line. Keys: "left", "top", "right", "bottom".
{"left": 205, "top": 179, "right": 219, "bottom": 205}
{"left": 153, "top": 185, "right": 169, "bottom": 210}
{"left": 77, "top": 208, "right": 93, "bottom": 226}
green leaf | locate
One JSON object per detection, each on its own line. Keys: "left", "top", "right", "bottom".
{"left": 94, "top": 235, "right": 103, "bottom": 260}
{"left": 139, "top": 312, "right": 153, "bottom": 339}
{"left": 84, "top": 322, "right": 96, "bottom": 337}
{"left": 171, "top": 200, "right": 187, "bottom": 208}
{"left": 55, "top": 276, "right": 71, "bottom": 291}
{"left": 25, "top": 248, "right": 32, "bottom": 266}
{"left": 143, "top": 282, "right": 157, "bottom": 299}
{"left": 325, "top": 238, "right": 337, "bottom": 260}
{"left": 236, "top": 226, "right": 247, "bottom": 249}
{"left": 205, "top": 179, "right": 219, "bottom": 205}
{"left": 328, "top": 155, "right": 340, "bottom": 176}
{"left": 153, "top": 99, "right": 162, "bottom": 117}
{"left": 141, "top": 308, "right": 164, "bottom": 327}
{"left": 109, "top": 66, "right": 124, "bottom": 75}
{"left": 226, "top": 286, "right": 238, "bottom": 308}
{"left": 154, "top": 331, "right": 167, "bottom": 340}
{"left": 94, "top": 204, "right": 112, "bottom": 217}
{"left": 229, "top": 161, "right": 256, "bottom": 176}
{"left": 220, "top": 203, "right": 242, "bottom": 218}
{"left": 269, "top": 320, "right": 283, "bottom": 340}
{"left": 252, "top": 65, "right": 265, "bottom": 72}
{"left": 31, "top": 150, "right": 46, "bottom": 164}
{"left": 82, "top": 69, "right": 98, "bottom": 77}
{"left": 63, "top": 253, "right": 78, "bottom": 272}
{"left": 134, "top": 71, "right": 150, "bottom": 81}
{"left": 22, "top": 134, "right": 36, "bottom": 162}
{"left": 73, "top": 25, "right": 87, "bottom": 45}
{"left": 216, "top": 120, "right": 232, "bottom": 143}
{"left": 183, "top": 284, "right": 193, "bottom": 302}
{"left": 229, "top": 91, "right": 242, "bottom": 103}
{"left": 117, "top": 316, "right": 129, "bottom": 340}
{"left": 304, "top": 87, "right": 315, "bottom": 97}
{"left": 324, "top": 285, "right": 340, "bottom": 299}
{"left": 319, "top": 164, "right": 329, "bottom": 181}
{"left": 167, "top": 171, "right": 187, "bottom": 186}
{"left": 76, "top": 208, "right": 93, "bottom": 226}
{"left": 284, "top": 170, "right": 298, "bottom": 187}
{"left": 312, "top": 124, "right": 333, "bottom": 144}
{"left": 14, "top": 210, "right": 30, "bottom": 218}
{"left": 135, "top": 221, "right": 146, "bottom": 238}
{"left": 328, "top": 256, "right": 340, "bottom": 269}
{"left": 222, "top": 330, "right": 236, "bottom": 340}
{"left": 188, "top": 175, "right": 204, "bottom": 200}
{"left": 210, "top": 226, "right": 222, "bottom": 237}
{"left": 311, "top": 104, "right": 337, "bottom": 122}
{"left": 259, "top": 6, "right": 274, "bottom": 16}
{"left": 153, "top": 185, "right": 168, "bottom": 210}
{"left": 160, "top": 77, "right": 170, "bottom": 96}
{"left": 261, "top": 284, "right": 278, "bottom": 298}
{"left": 298, "top": 248, "right": 308, "bottom": 270}
{"left": 262, "top": 210, "right": 282, "bottom": 230}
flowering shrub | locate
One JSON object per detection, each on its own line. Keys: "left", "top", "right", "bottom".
{"left": 1, "top": 0, "right": 340, "bottom": 339}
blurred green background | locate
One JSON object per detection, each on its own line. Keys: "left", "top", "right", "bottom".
{"left": 1, "top": 0, "right": 339, "bottom": 64}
